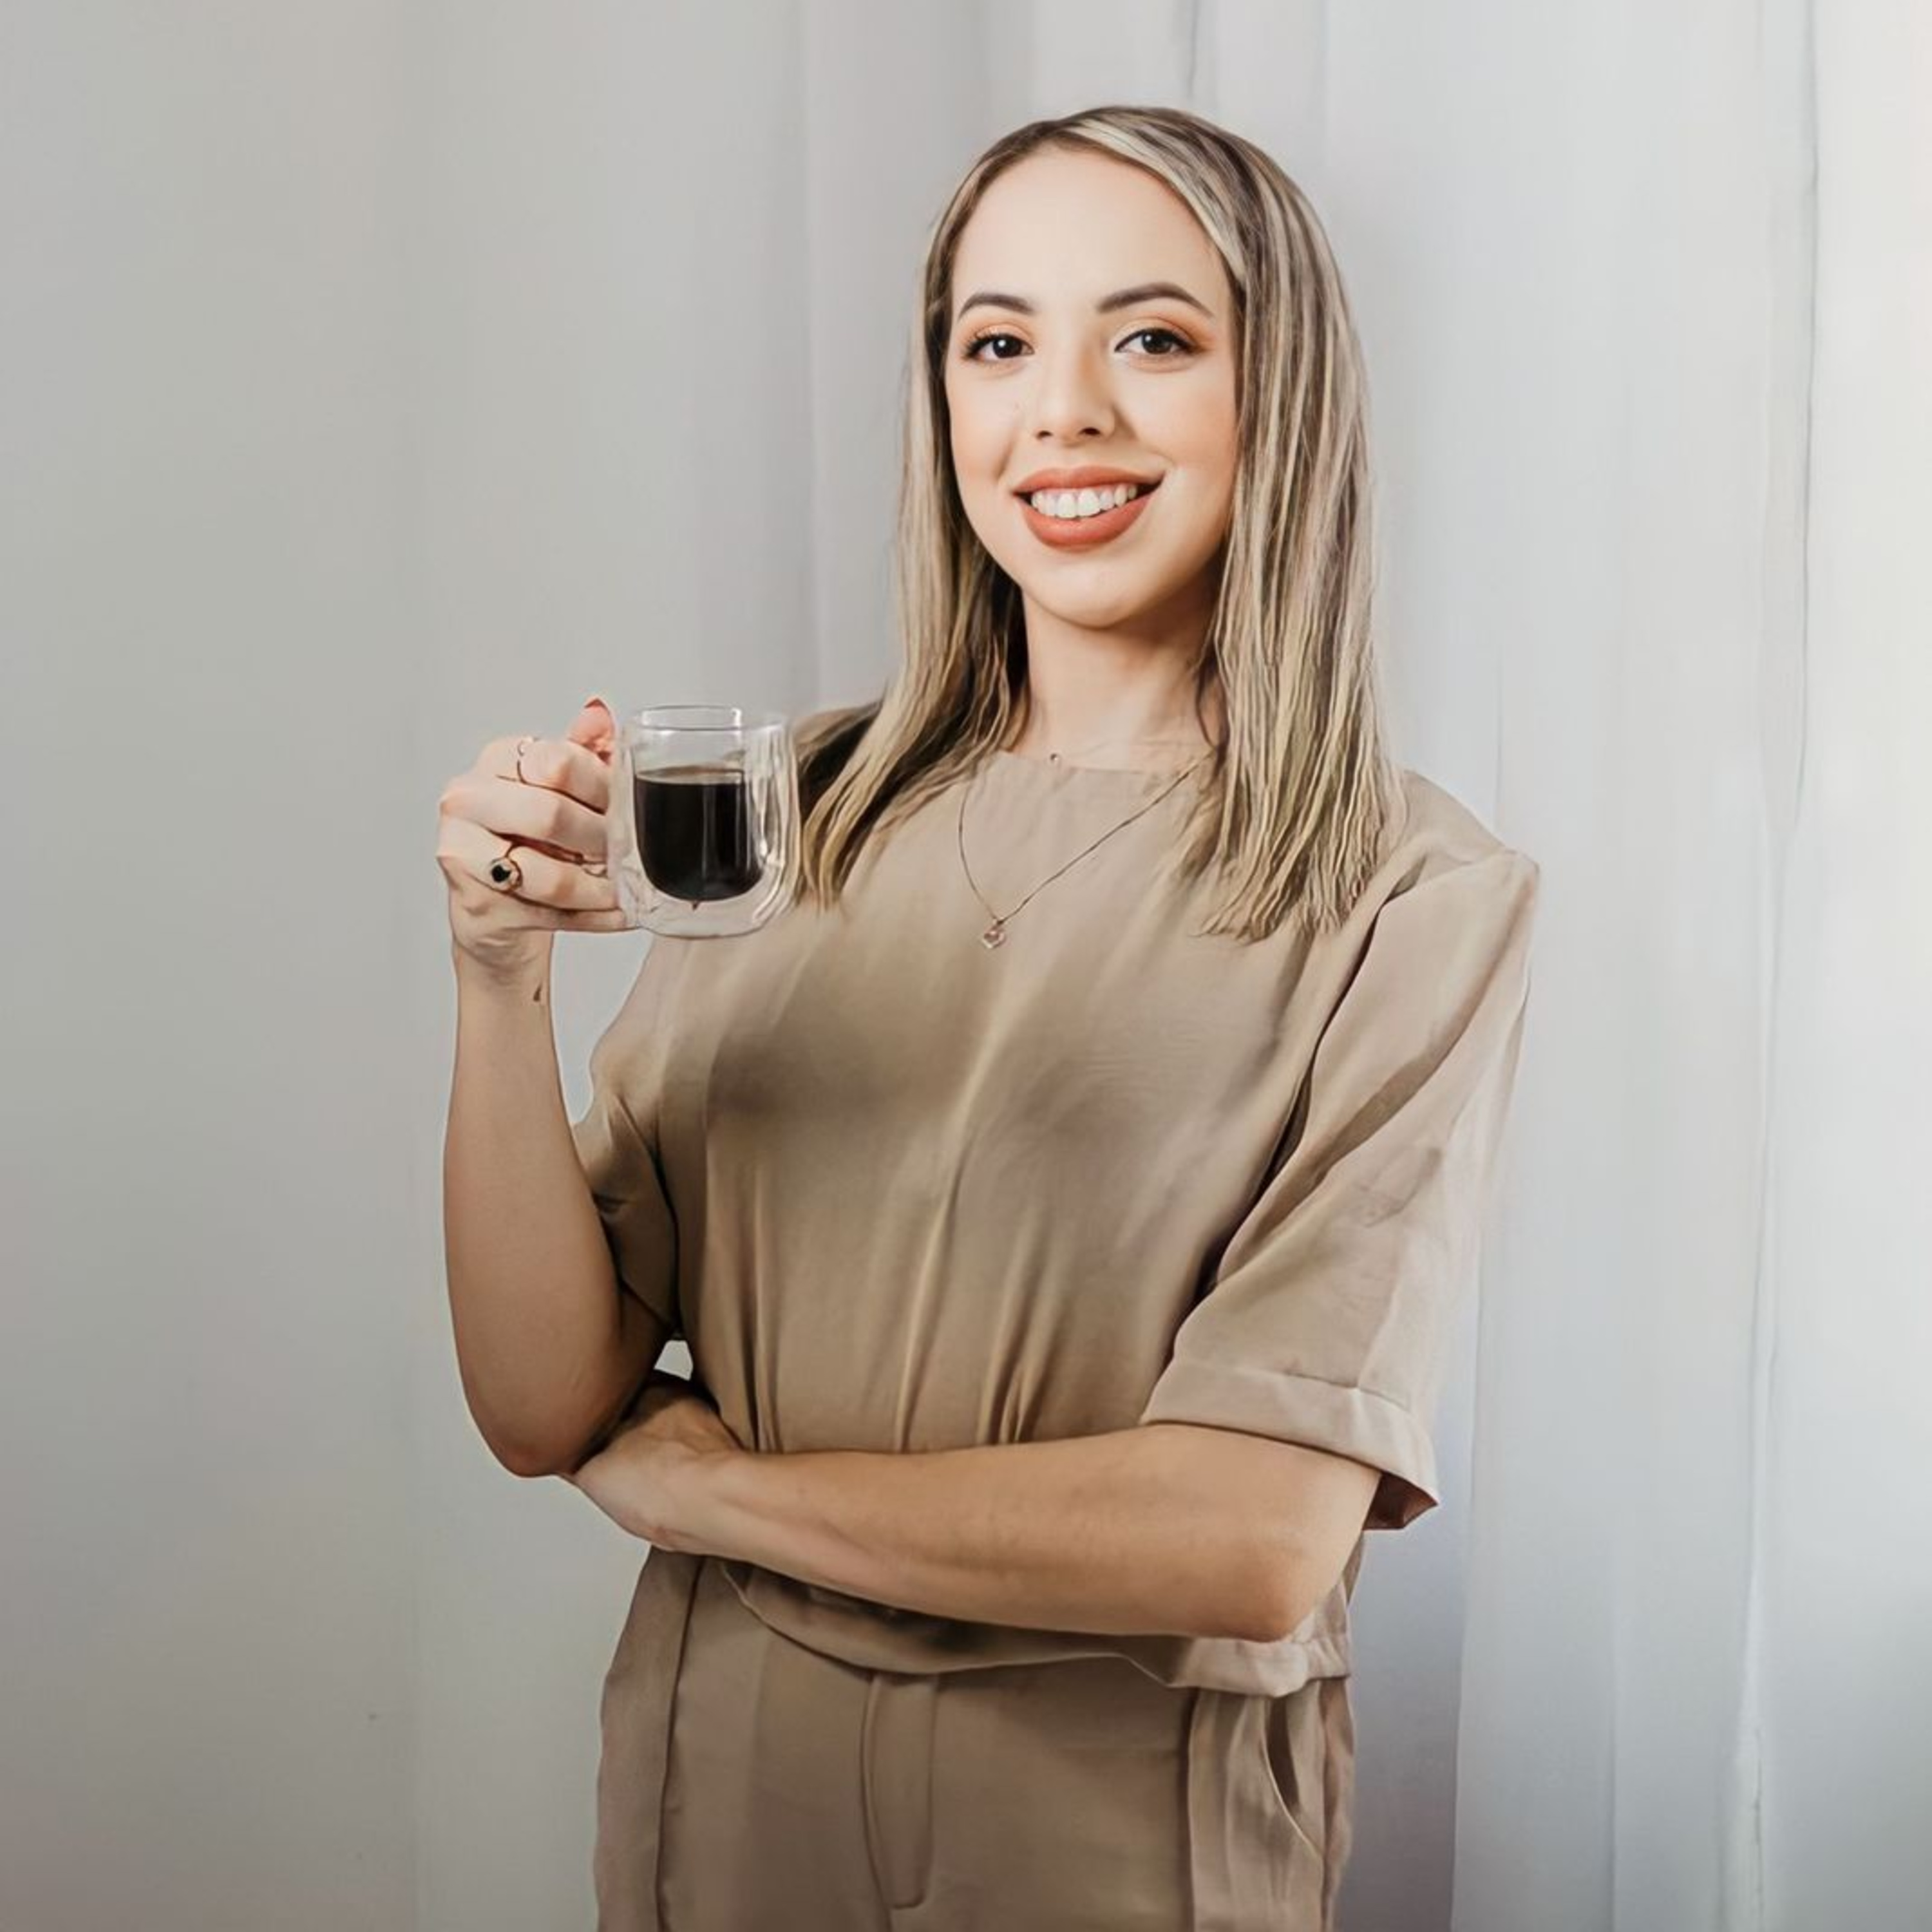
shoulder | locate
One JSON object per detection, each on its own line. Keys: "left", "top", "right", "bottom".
{"left": 1380, "top": 766, "right": 1540, "bottom": 902}
{"left": 1312, "top": 768, "right": 1540, "bottom": 965}
{"left": 1290, "top": 768, "right": 1542, "bottom": 1030}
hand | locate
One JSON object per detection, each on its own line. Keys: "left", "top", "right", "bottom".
{"left": 436, "top": 696, "right": 630, "bottom": 982}
{"left": 563, "top": 1368, "right": 743, "bottom": 1551}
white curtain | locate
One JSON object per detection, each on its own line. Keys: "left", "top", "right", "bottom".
{"left": 7, "top": 4, "right": 1926, "bottom": 1928}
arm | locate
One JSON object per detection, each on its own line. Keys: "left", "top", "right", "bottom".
{"left": 442, "top": 943, "right": 665, "bottom": 1477}
{"left": 676, "top": 1418, "right": 1369, "bottom": 1644}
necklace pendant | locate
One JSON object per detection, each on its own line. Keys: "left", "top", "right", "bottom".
{"left": 980, "top": 919, "right": 1008, "bottom": 950}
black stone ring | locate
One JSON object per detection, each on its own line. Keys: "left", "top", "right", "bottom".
{"left": 486, "top": 840, "right": 526, "bottom": 893}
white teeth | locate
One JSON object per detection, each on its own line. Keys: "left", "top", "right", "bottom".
{"left": 1027, "top": 482, "right": 1144, "bottom": 518}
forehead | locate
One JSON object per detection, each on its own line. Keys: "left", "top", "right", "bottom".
{"left": 951, "top": 147, "right": 1226, "bottom": 311}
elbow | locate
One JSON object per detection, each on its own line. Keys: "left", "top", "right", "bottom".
{"left": 1205, "top": 1542, "right": 1302, "bottom": 1647}
{"left": 497, "top": 1392, "right": 641, "bottom": 1481}
{"left": 1240, "top": 1570, "right": 1302, "bottom": 1647}
{"left": 469, "top": 1401, "right": 595, "bottom": 1482}
{"left": 1239, "top": 1453, "right": 1383, "bottom": 1642}
{"left": 1240, "top": 1540, "right": 1341, "bottom": 1646}
{"left": 497, "top": 1415, "right": 611, "bottom": 1481}
{"left": 482, "top": 1425, "right": 570, "bottom": 1481}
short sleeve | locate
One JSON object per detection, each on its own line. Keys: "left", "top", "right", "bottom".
{"left": 568, "top": 945, "right": 683, "bottom": 1339}
{"left": 1135, "top": 847, "right": 1541, "bottom": 1531}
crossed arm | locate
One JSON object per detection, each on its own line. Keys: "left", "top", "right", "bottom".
{"left": 638, "top": 1412, "right": 1381, "bottom": 1647}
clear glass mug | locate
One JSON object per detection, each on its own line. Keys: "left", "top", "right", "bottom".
{"left": 606, "top": 705, "right": 801, "bottom": 937}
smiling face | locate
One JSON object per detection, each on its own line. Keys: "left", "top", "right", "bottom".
{"left": 942, "top": 144, "right": 1240, "bottom": 639}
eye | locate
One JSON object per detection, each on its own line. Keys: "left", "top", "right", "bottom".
{"left": 958, "top": 325, "right": 1197, "bottom": 363}
{"left": 1125, "top": 326, "right": 1195, "bottom": 357}
{"left": 960, "top": 329, "right": 1023, "bottom": 362}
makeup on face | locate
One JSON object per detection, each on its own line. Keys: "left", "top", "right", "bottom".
{"left": 1010, "top": 466, "right": 1163, "bottom": 551}
{"left": 1017, "top": 480, "right": 1159, "bottom": 549}
{"left": 942, "top": 151, "right": 1237, "bottom": 593}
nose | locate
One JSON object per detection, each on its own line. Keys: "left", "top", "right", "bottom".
{"left": 1025, "top": 337, "right": 1119, "bottom": 443}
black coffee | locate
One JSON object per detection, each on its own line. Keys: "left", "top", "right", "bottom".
{"left": 633, "top": 766, "right": 762, "bottom": 903}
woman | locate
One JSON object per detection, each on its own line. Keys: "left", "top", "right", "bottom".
{"left": 439, "top": 104, "right": 1540, "bottom": 1931}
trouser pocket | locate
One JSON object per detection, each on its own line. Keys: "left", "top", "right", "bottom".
{"left": 860, "top": 1670, "right": 937, "bottom": 1910}
{"left": 1256, "top": 1687, "right": 1324, "bottom": 1859}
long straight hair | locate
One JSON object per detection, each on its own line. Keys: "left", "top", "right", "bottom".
{"left": 795, "top": 104, "right": 1407, "bottom": 942}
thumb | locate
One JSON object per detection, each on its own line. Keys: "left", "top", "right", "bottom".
{"left": 566, "top": 694, "right": 616, "bottom": 761}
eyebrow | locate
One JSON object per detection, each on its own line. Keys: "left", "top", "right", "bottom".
{"left": 953, "top": 281, "right": 1216, "bottom": 326}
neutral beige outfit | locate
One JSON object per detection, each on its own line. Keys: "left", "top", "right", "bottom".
{"left": 570, "top": 731, "right": 1542, "bottom": 1929}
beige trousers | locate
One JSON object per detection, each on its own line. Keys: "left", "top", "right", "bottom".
{"left": 591, "top": 1551, "right": 1350, "bottom": 1930}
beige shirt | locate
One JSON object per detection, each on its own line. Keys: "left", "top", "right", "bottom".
{"left": 571, "top": 728, "right": 1540, "bottom": 1699}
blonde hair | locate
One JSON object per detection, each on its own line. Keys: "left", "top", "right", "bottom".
{"left": 795, "top": 103, "right": 1407, "bottom": 942}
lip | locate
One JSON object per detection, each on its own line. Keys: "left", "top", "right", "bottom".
{"left": 1011, "top": 465, "right": 1161, "bottom": 495}
{"left": 1018, "top": 479, "right": 1157, "bottom": 550}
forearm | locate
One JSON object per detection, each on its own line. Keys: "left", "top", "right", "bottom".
{"left": 691, "top": 1423, "right": 1282, "bottom": 1645}
{"left": 443, "top": 942, "right": 639, "bottom": 1475}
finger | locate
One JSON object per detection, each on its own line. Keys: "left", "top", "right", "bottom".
{"left": 450, "top": 767, "right": 607, "bottom": 858}
{"left": 438, "top": 814, "right": 623, "bottom": 915}
{"left": 494, "top": 833, "right": 603, "bottom": 870}
{"left": 485, "top": 725, "right": 614, "bottom": 816}
{"left": 565, "top": 696, "right": 617, "bottom": 762}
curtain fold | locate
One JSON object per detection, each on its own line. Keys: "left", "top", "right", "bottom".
{"left": 1001, "top": 5, "right": 1932, "bottom": 1929}
{"left": 413, "top": 1, "right": 1932, "bottom": 1923}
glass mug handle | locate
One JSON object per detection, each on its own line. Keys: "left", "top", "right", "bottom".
{"left": 607, "top": 705, "right": 801, "bottom": 937}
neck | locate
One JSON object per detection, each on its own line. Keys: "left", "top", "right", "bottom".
{"left": 1007, "top": 592, "right": 1223, "bottom": 767}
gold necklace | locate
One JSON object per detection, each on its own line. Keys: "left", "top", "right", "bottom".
{"left": 956, "top": 752, "right": 1209, "bottom": 949}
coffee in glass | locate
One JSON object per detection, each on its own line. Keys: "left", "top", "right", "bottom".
{"left": 609, "top": 705, "right": 800, "bottom": 936}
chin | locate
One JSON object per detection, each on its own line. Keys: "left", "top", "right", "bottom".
{"left": 1019, "top": 577, "right": 1180, "bottom": 631}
